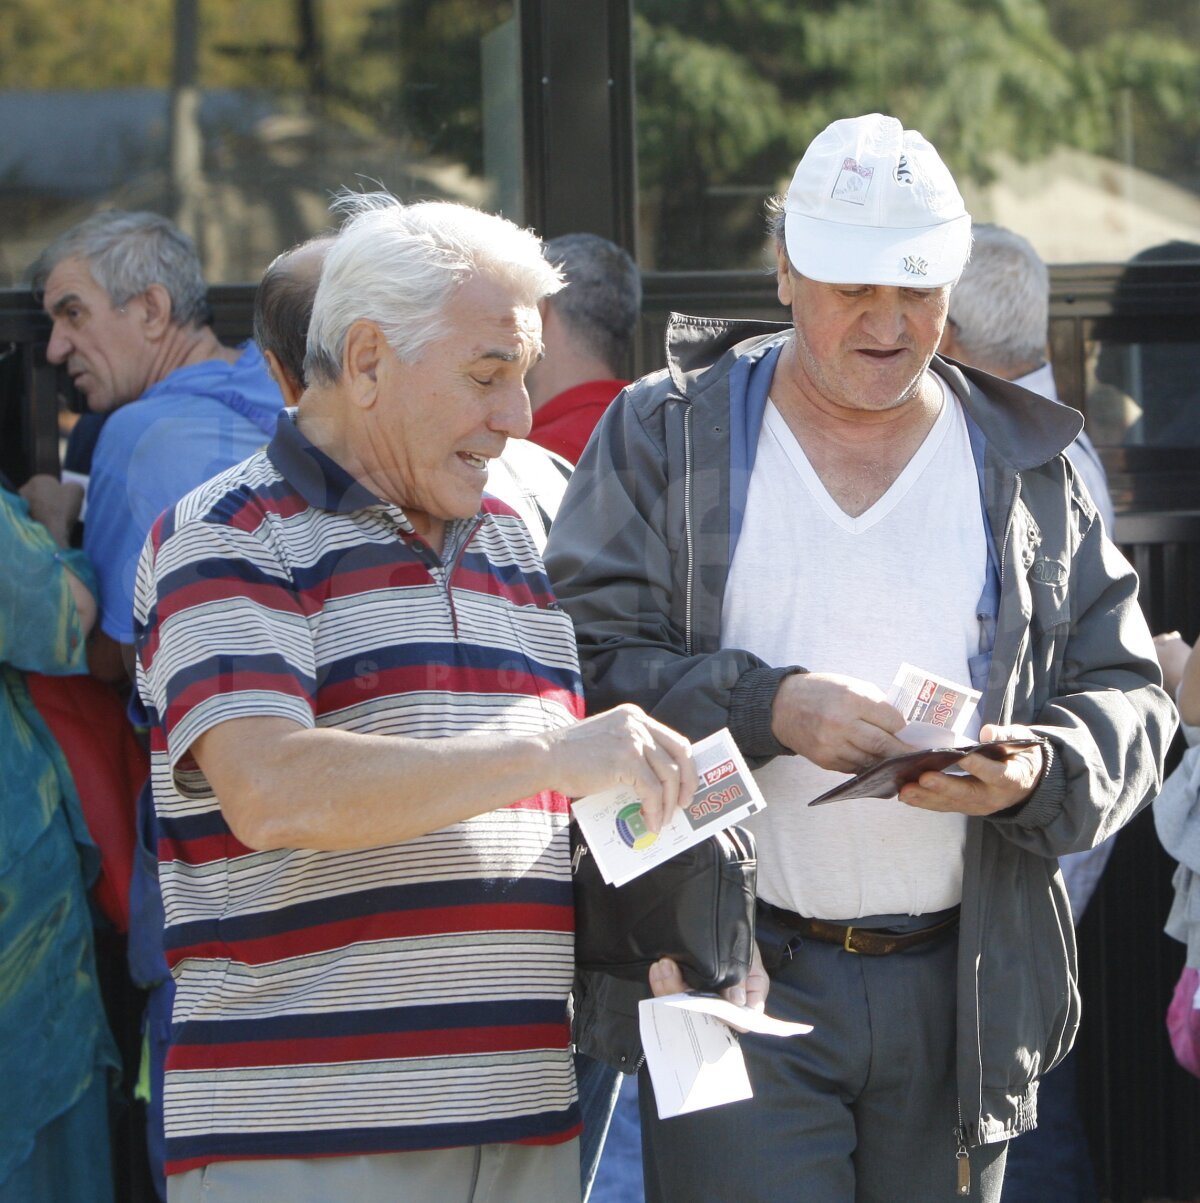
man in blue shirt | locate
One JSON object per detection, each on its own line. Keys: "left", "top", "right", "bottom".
{"left": 31, "top": 211, "right": 284, "bottom": 683}
{"left": 30, "top": 210, "right": 283, "bottom": 1200}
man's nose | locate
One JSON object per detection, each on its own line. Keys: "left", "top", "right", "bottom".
{"left": 861, "top": 294, "right": 906, "bottom": 344}
{"left": 46, "top": 321, "right": 71, "bottom": 365}
{"left": 492, "top": 382, "right": 533, "bottom": 441}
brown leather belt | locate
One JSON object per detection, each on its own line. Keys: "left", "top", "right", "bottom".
{"left": 763, "top": 905, "right": 960, "bottom": 956}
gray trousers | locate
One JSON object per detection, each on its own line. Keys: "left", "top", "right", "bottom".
{"left": 639, "top": 909, "right": 1008, "bottom": 1203}
{"left": 167, "top": 1139, "right": 581, "bottom": 1203}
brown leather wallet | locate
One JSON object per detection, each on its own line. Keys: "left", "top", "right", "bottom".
{"left": 763, "top": 906, "right": 960, "bottom": 955}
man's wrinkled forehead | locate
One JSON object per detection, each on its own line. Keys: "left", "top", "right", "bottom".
{"left": 42, "top": 256, "right": 109, "bottom": 314}
{"left": 454, "top": 291, "right": 544, "bottom": 364}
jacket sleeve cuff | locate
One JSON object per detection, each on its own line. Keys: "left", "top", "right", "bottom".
{"left": 988, "top": 738, "right": 1065, "bottom": 830}
{"left": 729, "top": 665, "right": 807, "bottom": 764}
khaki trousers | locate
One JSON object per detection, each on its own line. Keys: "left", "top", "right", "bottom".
{"left": 167, "top": 1138, "right": 581, "bottom": 1203}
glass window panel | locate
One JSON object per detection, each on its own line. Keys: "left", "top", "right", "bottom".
{"left": 0, "top": 0, "right": 519, "bottom": 286}
{"left": 1083, "top": 316, "right": 1200, "bottom": 446}
{"left": 633, "top": 0, "right": 1200, "bottom": 272}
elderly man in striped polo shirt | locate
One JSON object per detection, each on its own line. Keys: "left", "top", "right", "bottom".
{"left": 133, "top": 198, "right": 697, "bottom": 1203}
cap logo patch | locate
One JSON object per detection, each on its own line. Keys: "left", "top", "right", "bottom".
{"left": 895, "top": 155, "right": 913, "bottom": 184}
{"left": 902, "top": 255, "right": 929, "bottom": 276}
{"left": 831, "top": 157, "right": 873, "bottom": 205}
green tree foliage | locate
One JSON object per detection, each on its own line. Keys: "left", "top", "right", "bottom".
{"left": 382, "top": 0, "right": 513, "bottom": 168}
{"left": 635, "top": 0, "right": 1200, "bottom": 268}
{"left": 2, "top": 0, "right": 1198, "bottom": 272}
{"left": 0, "top": 0, "right": 173, "bottom": 88}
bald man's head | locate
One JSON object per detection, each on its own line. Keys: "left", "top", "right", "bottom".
{"left": 253, "top": 235, "right": 334, "bottom": 405}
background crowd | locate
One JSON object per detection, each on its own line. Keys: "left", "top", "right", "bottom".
{"left": 0, "top": 111, "right": 1197, "bottom": 1203}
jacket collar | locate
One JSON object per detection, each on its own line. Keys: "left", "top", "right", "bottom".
{"left": 664, "top": 313, "right": 1083, "bottom": 470}
{"left": 934, "top": 356, "right": 1082, "bottom": 471}
{"left": 665, "top": 312, "right": 789, "bottom": 393}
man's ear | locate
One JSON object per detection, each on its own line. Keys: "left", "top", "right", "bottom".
{"left": 775, "top": 245, "right": 795, "bottom": 308}
{"left": 139, "top": 283, "right": 174, "bottom": 339}
{"left": 342, "top": 319, "right": 385, "bottom": 408}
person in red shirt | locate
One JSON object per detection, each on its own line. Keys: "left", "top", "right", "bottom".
{"left": 526, "top": 233, "right": 641, "bottom": 464}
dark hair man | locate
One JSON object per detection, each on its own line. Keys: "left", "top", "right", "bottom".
{"left": 545, "top": 113, "right": 1173, "bottom": 1203}
{"left": 525, "top": 232, "right": 641, "bottom": 464}
{"left": 252, "top": 234, "right": 336, "bottom": 406}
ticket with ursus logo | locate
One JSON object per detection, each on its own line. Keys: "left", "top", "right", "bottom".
{"left": 888, "top": 662, "right": 980, "bottom": 736}
{"left": 570, "top": 728, "right": 766, "bottom": 887}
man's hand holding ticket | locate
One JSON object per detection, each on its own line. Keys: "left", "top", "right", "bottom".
{"left": 809, "top": 663, "right": 1046, "bottom": 814}
{"left": 571, "top": 728, "right": 765, "bottom": 886}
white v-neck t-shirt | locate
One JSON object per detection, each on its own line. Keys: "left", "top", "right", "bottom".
{"left": 722, "top": 379, "right": 987, "bottom": 920}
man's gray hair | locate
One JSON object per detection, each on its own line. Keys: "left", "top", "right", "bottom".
{"left": 29, "top": 210, "right": 211, "bottom": 327}
{"left": 947, "top": 223, "right": 1048, "bottom": 376}
{"left": 543, "top": 233, "right": 641, "bottom": 375}
{"left": 305, "top": 194, "right": 563, "bottom": 386}
{"left": 766, "top": 194, "right": 788, "bottom": 258}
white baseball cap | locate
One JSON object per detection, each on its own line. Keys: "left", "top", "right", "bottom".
{"left": 783, "top": 113, "right": 971, "bottom": 288}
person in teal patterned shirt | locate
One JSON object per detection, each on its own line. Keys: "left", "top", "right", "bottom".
{"left": 0, "top": 470, "right": 117, "bottom": 1202}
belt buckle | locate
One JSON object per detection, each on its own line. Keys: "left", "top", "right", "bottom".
{"left": 842, "top": 925, "right": 860, "bottom": 954}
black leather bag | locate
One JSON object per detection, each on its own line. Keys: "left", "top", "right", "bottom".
{"left": 571, "top": 823, "right": 758, "bottom": 992}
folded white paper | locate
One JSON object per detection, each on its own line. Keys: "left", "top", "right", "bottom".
{"left": 571, "top": 728, "right": 765, "bottom": 887}
{"left": 639, "top": 992, "right": 813, "bottom": 1119}
{"left": 61, "top": 470, "right": 89, "bottom": 520}
{"left": 656, "top": 992, "right": 814, "bottom": 1038}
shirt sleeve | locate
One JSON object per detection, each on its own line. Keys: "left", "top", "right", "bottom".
{"left": 84, "top": 416, "right": 155, "bottom": 646}
{"left": 0, "top": 487, "right": 94, "bottom": 675}
{"left": 85, "top": 406, "right": 234, "bottom": 646}
{"left": 134, "top": 512, "right": 317, "bottom": 791}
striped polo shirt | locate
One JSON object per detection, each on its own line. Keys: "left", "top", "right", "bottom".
{"left": 133, "top": 413, "right": 584, "bottom": 1176}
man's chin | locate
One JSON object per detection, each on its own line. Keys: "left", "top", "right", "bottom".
{"left": 80, "top": 389, "right": 118, "bottom": 414}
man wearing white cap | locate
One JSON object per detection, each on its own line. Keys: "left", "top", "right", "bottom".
{"left": 545, "top": 114, "right": 1172, "bottom": 1201}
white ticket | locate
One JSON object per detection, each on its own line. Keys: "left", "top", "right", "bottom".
{"left": 888, "top": 662, "right": 980, "bottom": 738}
{"left": 570, "top": 728, "right": 765, "bottom": 887}
{"left": 639, "top": 992, "right": 812, "bottom": 1119}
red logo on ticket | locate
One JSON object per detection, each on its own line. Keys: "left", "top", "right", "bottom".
{"left": 702, "top": 759, "right": 737, "bottom": 787}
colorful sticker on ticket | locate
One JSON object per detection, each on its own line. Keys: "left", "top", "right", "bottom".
{"left": 571, "top": 728, "right": 766, "bottom": 887}
{"left": 887, "top": 662, "right": 980, "bottom": 735}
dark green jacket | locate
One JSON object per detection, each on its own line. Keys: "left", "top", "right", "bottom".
{"left": 546, "top": 314, "right": 1176, "bottom": 1145}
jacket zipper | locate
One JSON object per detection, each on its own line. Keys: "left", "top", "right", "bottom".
{"left": 954, "top": 473, "right": 1022, "bottom": 1195}
{"left": 955, "top": 1103, "right": 970, "bottom": 1195}
{"left": 683, "top": 405, "right": 695, "bottom": 656}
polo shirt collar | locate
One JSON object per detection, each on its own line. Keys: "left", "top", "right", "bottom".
{"left": 267, "top": 408, "right": 387, "bottom": 516}
{"left": 265, "top": 411, "right": 481, "bottom": 552}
